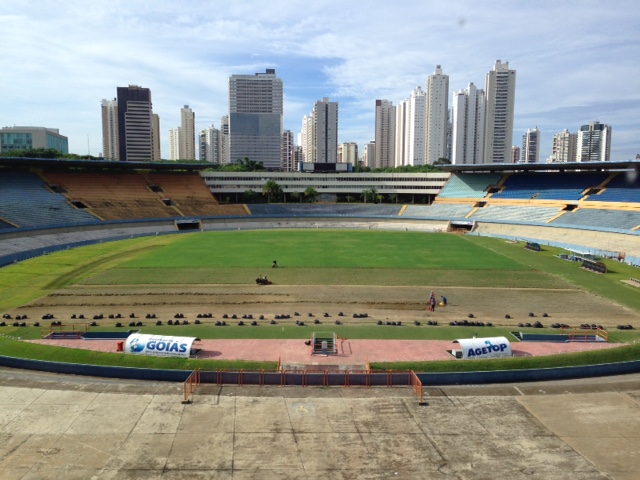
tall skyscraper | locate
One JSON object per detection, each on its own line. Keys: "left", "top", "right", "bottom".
{"left": 552, "top": 129, "right": 577, "bottom": 163}
{"left": 374, "top": 99, "right": 396, "bottom": 169}
{"left": 576, "top": 121, "right": 611, "bottom": 162}
{"left": 451, "top": 83, "right": 486, "bottom": 165}
{"left": 426, "top": 65, "right": 450, "bottom": 164}
{"left": 281, "top": 130, "right": 294, "bottom": 171}
{"left": 180, "top": 105, "right": 195, "bottom": 160}
{"left": 199, "top": 124, "right": 221, "bottom": 163}
{"left": 101, "top": 98, "right": 119, "bottom": 160}
{"left": 228, "top": 69, "right": 283, "bottom": 168}
{"left": 152, "top": 114, "right": 161, "bottom": 161}
{"left": 363, "top": 141, "right": 376, "bottom": 169}
{"left": 169, "top": 128, "right": 181, "bottom": 160}
{"left": 220, "top": 115, "right": 230, "bottom": 164}
{"left": 483, "top": 60, "right": 516, "bottom": 163}
{"left": 300, "top": 114, "right": 313, "bottom": 163}
{"left": 313, "top": 98, "right": 339, "bottom": 163}
{"left": 521, "top": 127, "right": 540, "bottom": 163}
{"left": 116, "top": 85, "right": 155, "bottom": 161}
{"left": 407, "top": 86, "right": 426, "bottom": 166}
{"left": 395, "top": 98, "right": 409, "bottom": 167}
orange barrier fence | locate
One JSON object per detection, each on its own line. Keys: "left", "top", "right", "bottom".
{"left": 561, "top": 327, "right": 609, "bottom": 342}
{"left": 410, "top": 370, "right": 425, "bottom": 404}
{"left": 182, "top": 368, "right": 201, "bottom": 404}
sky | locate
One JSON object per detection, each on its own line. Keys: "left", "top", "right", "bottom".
{"left": 1, "top": 0, "right": 639, "bottom": 162}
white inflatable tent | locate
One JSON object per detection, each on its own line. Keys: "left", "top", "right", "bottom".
{"left": 450, "top": 336, "right": 512, "bottom": 360}
{"left": 124, "top": 333, "right": 200, "bottom": 358}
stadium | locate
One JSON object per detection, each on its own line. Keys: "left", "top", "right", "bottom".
{"left": 1, "top": 157, "right": 640, "bottom": 478}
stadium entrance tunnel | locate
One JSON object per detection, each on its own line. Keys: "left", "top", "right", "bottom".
{"left": 175, "top": 219, "right": 201, "bottom": 231}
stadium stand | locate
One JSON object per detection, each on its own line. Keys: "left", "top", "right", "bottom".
{"left": 0, "top": 171, "right": 97, "bottom": 228}
{"left": 248, "top": 204, "right": 403, "bottom": 216}
{"left": 145, "top": 172, "right": 246, "bottom": 217}
{"left": 403, "top": 204, "right": 475, "bottom": 219}
{"left": 437, "top": 173, "right": 502, "bottom": 199}
{"left": 491, "top": 172, "right": 608, "bottom": 201}
{"left": 551, "top": 208, "right": 640, "bottom": 231}
{"left": 468, "top": 205, "right": 562, "bottom": 224}
{"left": 587, "top": 172, "right": 640, "bottom": 203}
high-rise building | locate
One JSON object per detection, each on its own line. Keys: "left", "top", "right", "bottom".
{"left": 407, "top": 86, "right": 426, "bottom": 166}
{"left": 116, "top": 85, "right": 155, "bottom": 161}
{"left": 521, "top": 127, "right": 540, "bottom": 163}
{"left": 511, "top": 146, "right": 521, "bottom": 163}
{"left": 576, "top": 121, "right": 611, "bottom": 162}
{"left": 180, "top": 105, "right": 195, "bottom": 160}
{"left": 338, "top": 142, "right": 358, "bottom": 164}
{"left": 152, "top": 114, "right": 161, "bottom": 161}
{"left": 0, "top": 126, "right": 69, "bottom": 154}
{"left": 551, "top": 129, "right": 577, "bottom": 163}
{"left": 313, "top": 98, "right": 339, "bottom": 163}
{"left": 101, "top": 98, "right": 119, "bottom": 159}
{"left": 169, "top": 128, "right": 181, "bottom": 161}
{"left": 300, "top": 114, "right": 313, "bottom": 163}
{"left": 483, "top": 60, "right": 516, "bottom": 163}
{"left": 426, "top": 65, "right": 450, "bottom": 164}
{"left": 394, "top": 98, "right": 409, "bottom": 167}
{"left": 228, "top": 69, "right": 283, "bottom": 168}
{"left": 282, "top": 130, "right": 294, "bottom": 171}
{"left": 363, "top": 141, "right": 376, "bottom": 169}
{"left": 374, "top": 100, "right": 396, "bottom": 169}
{"left": 220, "top": 115, "right": 230, "bottom": 164}
{"left": 199, "top": 124, "right": 221, "bottom": 163}
{"left": 451, "top": 83, "right": 486, "bottom": 165}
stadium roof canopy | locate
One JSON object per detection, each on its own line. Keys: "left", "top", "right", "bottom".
{"left": 440, "top": 160, "right": 640, "bottom": 174}
{"left": 0, "top": 157, "right": 213, "bottom": 172}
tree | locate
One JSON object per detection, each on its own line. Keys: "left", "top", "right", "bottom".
{"left": 262, "top": 179, "right": 282, "bottom": 203}
{"left": 242, "top": 189, "right": 258, "bottom": 203}
{"left": 434, "top": 157, "right": 451, "bottom": 165}
{"left": 361, "top": 187, "right": 378, "bottom": 204}
{"left": 304, "top": 186, "right": 318, "bottom": 203}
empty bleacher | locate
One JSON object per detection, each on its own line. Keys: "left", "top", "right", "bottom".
{"left": 43, "top": 171, "right": 181, "bottom": 220}
{"left": 469, "top": 205, "right": 562, "bottom": 224}
{"left": 0, "top": 171, "right": 98, "bottom": 228}
{"left": 146, "top": 173, "right": 247, "bottom": 217}
{"left": 248, "top": 204, "right": 403, "bottom": 216}
{"left": 491, "top": 172, "right": 608, "bottom": 201}
{"left": 588, "top": 172, "right": 640, "bottom": 203}
{"left": 402, "top": 204, "right": 475, "bottom": 219}
{"left": 551, "top": 208, "right": 640, "bottom": 231}
{"left": 437, "top": 173, "right": 502, "bottom": 199}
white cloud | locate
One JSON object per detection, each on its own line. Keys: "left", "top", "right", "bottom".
{"left": 1, "top": 0, "right": 639, "bottom": 159}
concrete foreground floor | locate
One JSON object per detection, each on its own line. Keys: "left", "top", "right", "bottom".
{"left": 1, "top": 368, "right": 640, "bottom": 480}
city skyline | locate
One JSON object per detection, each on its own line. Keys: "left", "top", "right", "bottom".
{"left": 1, "top": 1, "right": 639, "bottom": 161}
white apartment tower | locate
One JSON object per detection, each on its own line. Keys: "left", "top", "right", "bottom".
{"left": 282, "top": 130, "right": 294, "bottom": 171}
{"left": 180, "top": 105, "right": 196, "bottom": 160}
{"left": 338, "top": 142, "right": 359, "bottom": 164}
{"left": 451, "top": 83, "right": 486, "bottom": 165}
{"left": 374, "top": 100, "right": 396, "bottom": 169}
{"left": 483, "top": 60, "right": 516, "bottom": 163}
{"left": 576, "top": 121, "right": 611, "bottom": 162}
{"left": 169, "top": 128, "right": 181, "bottom": 161}
{"left": 300, "top": 114, "right": 314, "bottom": 163}
{"left": 100, "top": 98, "right": 119, "bottom": 160}
{"left": 363, "top": 141, "right": 376, "bottom": 169}
{"left": 551, "top": 129, "right": 577, "bottom": 163}
{"left": 407, "top": 86, "right": 426, "bottom": 166}
{"left": 521, "top": 127, "right": 540, "bottom": 163}
{"left": 199, "top": 124, "right": 220, "bottom": 163}
{"left": 426, "top": 65, "right": 450, "bottom": 164}
{"left": 395, "top": 98, "right": 409, "bottom": 167}
{"left": 228, "top": 69, "right": 283, "bottom": 168}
